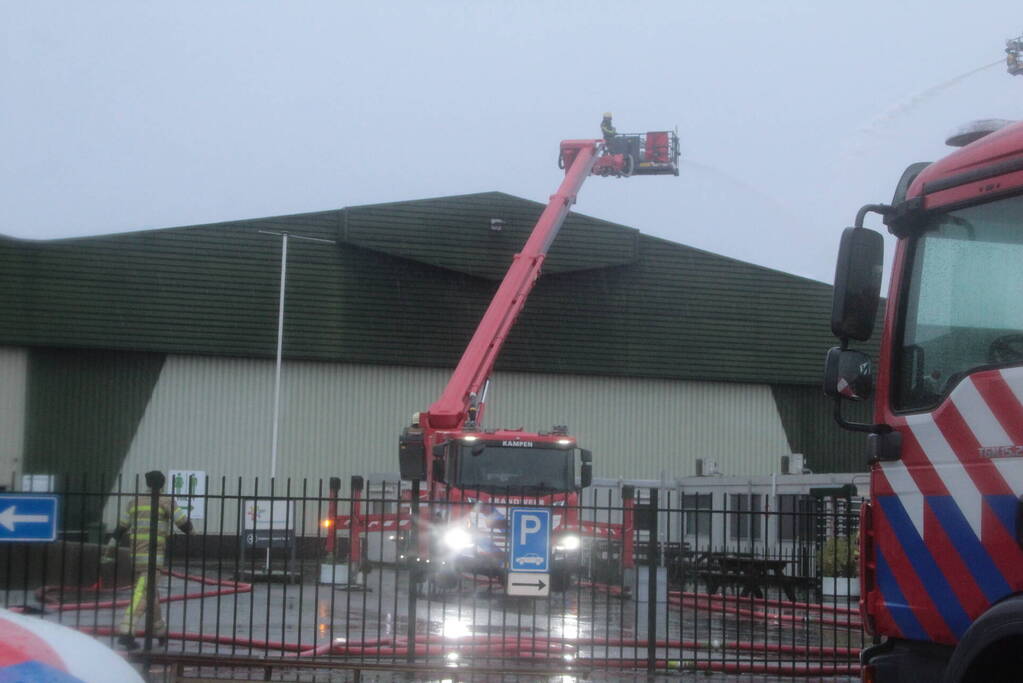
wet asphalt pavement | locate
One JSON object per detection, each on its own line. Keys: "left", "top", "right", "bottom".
{"left": 11, "top": 561, "right": 861, "bottom": 682}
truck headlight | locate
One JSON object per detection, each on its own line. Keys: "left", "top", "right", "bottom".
{"left": 555, "top": 534, "right": 581, "bottom": 551}
{"left": 442, "top": 527, "right": 473, "bottom": 551}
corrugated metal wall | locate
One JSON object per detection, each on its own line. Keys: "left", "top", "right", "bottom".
{"left": 0, "top": 195, "right": 853, "bottom": 387}
{"left": 95, "top": 354, "right": 791, "bottom": 530}
{"left": 770, "top": 384, "right": 874, "bottom": 473}
{"left": 485, "top": 372, "right": 790, "bottom": 480}
{"left": 24, "top": 348, "right": 166, "bottom": 481}
{"left": 118, "top": 354, "right": 790, "bottom": 486}
{"left": 0, "top": 347, "right": 27, "bottom": 486}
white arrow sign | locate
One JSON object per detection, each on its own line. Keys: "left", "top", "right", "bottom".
{"left": 507, "top": 571, "right": 550, "bottom": 597}
{"left": 0, "top": 505, "right": 49, "bottom": 531}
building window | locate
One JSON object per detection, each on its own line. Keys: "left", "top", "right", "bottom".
{"left": 682, "top": 493, "right": 713, "bottom": 538}
{"left": 777, "top": 494, "right": 815, "bottom": 542}
{"left": 729, "top": 494, "right": 762, "bottom": 541}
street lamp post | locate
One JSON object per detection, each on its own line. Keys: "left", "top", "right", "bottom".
{"left": 256, "top": 230, "right": 336, "bottom": 576}
{"left": 270, "top": 232, "right": 288, "bottom": 480}
{"left": 259, "top": 231, "right": 337, "bottom": 480}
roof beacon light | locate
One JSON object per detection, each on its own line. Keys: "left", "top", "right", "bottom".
{"left": 945, "top": 119, "right": 1016, "bottom": 148}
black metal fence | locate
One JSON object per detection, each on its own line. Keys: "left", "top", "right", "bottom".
{"left": 0, "top": 476, "right": 864, "bottom": 680}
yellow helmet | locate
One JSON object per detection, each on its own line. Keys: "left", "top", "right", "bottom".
{"left": 603, "top": 112, "right": 612, "bottom": 118}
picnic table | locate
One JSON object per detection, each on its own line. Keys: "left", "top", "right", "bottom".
{"left": 692, "top": 552, "right": 799, "bottom": 601}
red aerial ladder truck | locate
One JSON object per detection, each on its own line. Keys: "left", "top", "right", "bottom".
{"left": 825, "top": 114, "right": 1023, "bottom": 681}
{"left": 398, "top": 124, "right": 679, "bottom": 593}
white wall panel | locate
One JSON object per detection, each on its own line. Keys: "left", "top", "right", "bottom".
{"left": 116, "top": 355, "right": 790, "bottom": 522}
{"left": 122, "top": 356, "right": 791, "bottom": 483}
{"left": 485, "top": 373, "right": 790, "bottom": 481}
{"left": 0, "top": 347, "right": 27, "bottom": 486}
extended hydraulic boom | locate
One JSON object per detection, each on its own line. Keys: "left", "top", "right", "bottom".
{"left": 397, "top": 120, "right": 679, "bottom": 592}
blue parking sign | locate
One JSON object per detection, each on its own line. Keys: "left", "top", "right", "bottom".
{"left": 510, "top": 508, "right": 550, "bottom": 573}
{"left": 0, "top": 495, "right": 59, "bottom": 542}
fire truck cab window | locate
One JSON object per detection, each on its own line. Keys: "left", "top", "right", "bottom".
{"left": 896, "top": 195, "right": 1023, "bottom": 411}
{"left": 453, "top": 445, "right": 574, "bottom": 493}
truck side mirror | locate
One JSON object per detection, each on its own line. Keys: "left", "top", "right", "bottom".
{"left": 832, "top": 226, "right": 883, "bottom": 342}
{"left": 399, "top": 427, "right": 426, "bottom": 481}
{"left": 823, "top": 347, "right": 874, "bottom": 401}
{"left": 580, "top": 449, "right": 592, "bottom": 488}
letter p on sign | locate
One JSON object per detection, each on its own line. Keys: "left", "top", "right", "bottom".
{"left": 520, "top": 514, "right": 541, "bottom": 545}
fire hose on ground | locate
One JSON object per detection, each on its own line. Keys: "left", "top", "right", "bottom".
{"left": 17, "top": 565, "right": 861, "bottom": 675}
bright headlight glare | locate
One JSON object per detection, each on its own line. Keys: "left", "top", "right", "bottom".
{"left": 556, "top": 534, "right": 581, "bottom": 551}
{"left": 442, "top": 527, "right": 473, "bottom": 551}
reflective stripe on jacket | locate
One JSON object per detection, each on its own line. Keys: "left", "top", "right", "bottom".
{"left": 118, "top": 495, "right": 189, "bottom": 567}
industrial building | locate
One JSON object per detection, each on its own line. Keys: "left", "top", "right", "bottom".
{"left": 0, "top": 192, "right": 872, "bottom": 491}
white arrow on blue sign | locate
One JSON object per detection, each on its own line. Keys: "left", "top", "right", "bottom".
{"left": 509, "top": 508, "right": 550, "bottom": 573}
{"left": 0, "top": 495, "right": 59, "bottom": 542}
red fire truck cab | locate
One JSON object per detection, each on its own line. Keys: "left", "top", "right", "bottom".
{"left": 826, "top": 119, "right": 1023, "bottom": 681}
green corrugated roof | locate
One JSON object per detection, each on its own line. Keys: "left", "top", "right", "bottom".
{"left": 342, "top": 192, "right": 638, "bottom": 279}
{"left": 0, "top": 192, "right": 849, "bottom": 385}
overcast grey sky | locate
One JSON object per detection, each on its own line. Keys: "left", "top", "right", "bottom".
{"left": 2, "top": 1, "right": 1020, "bottom": 284}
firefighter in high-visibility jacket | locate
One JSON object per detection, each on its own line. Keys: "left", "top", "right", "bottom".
{"left": 600, "top": 112, "right": 616, "bottom": 145}
{"left": 107, "top": 470, "right": 193, "bottom": 650}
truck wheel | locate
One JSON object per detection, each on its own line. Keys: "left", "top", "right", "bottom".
{"left": 944, "top": 595, "right": 1023, "bottom": 682}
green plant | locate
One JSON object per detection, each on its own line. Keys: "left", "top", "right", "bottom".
{"left": 819, "top": 535, "right": 859, "bottom": 577}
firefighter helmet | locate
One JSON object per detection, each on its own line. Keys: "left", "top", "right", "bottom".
{"left": 145, "top": 470, "right": 166, "bottom": 491}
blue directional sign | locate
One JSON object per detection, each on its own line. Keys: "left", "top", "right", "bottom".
{"left": 509, "top": 508, "right": 550, "bottom": 573}
{"left": 0, "top": 495, "right": 59, "bottom": 542}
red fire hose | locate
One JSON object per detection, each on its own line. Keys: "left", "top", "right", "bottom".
{"left": 26, "top": 570, "right": 860, "bottom": 676}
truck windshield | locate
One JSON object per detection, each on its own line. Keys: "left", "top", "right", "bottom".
{"left": 895, "top": 194, "right": 1023, "bottom": 411}
{"left": 453, "top": 446, "right": 575, "bottom": 493}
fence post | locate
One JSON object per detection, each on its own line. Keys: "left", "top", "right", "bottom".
{"left": 622, "top": 485, "right": 635, "bottom": 570}
{"left": 349, "top": 476, "right": 363, "bottom": 584}
{"left": 143, "top": 481, "right": 160, "bottom": 654}
{"left": 647, "top": 487, "right": 659, "bottom": 674}
{"left": 325, "top": 477, "right": 341, "bottom": 558}
{"left": 406, "top": 479, "right": 421, "bottom": 664}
